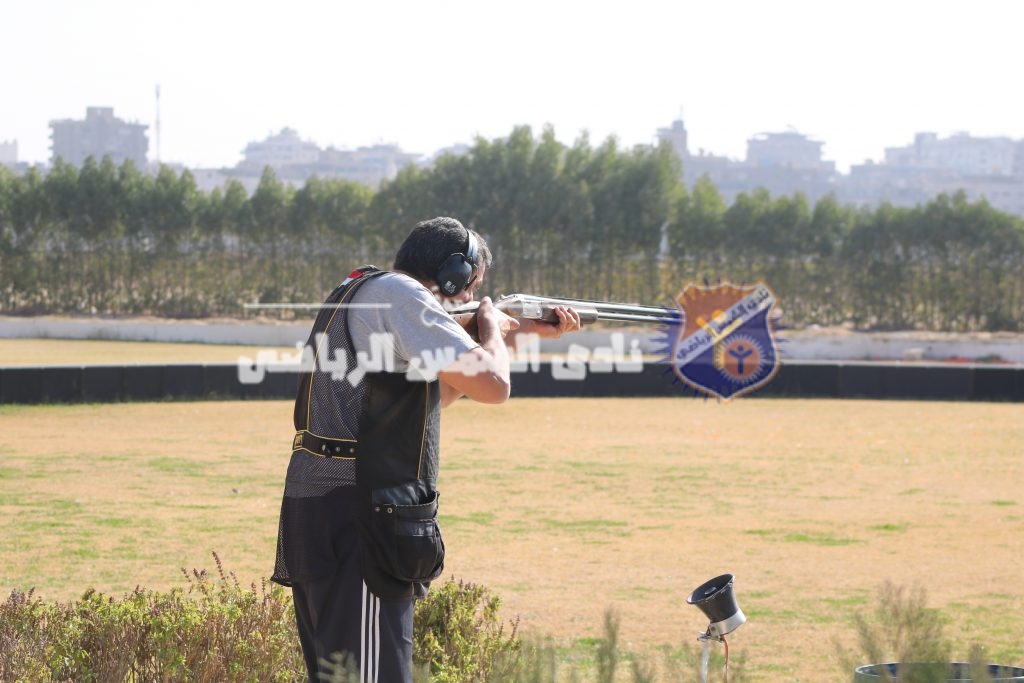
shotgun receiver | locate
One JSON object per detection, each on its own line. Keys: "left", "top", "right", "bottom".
{"left": 450, "top": 294, "right": 680, "bottom": 326}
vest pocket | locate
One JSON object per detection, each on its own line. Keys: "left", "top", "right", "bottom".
{"left": 365, "top": 488, "right": 445, "bottom": 585}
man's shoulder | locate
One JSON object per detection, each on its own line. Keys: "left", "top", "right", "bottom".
{"left": 354, "top": 270, "right": 427, "bottom": 298}
{"left": 348, "top": 270, "right": 450, "bottom": 332}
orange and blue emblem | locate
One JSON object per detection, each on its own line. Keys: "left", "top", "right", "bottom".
{"left": 663, "top": 281, "right": 780, "bottom": 401}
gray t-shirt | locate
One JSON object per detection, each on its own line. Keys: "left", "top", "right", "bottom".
{"left": 348, "top": 271, "right": 479, "bottom": 381}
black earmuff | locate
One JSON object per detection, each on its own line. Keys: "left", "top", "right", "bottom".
{"left": 436, "top": 228, "right": 479, "bottom": 297}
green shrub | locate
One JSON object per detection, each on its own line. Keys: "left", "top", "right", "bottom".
{"left": 3, "top": 555, "right": 739, "bottom": 683}
{"left": 0, "top": 588, "right": 58, "bottom": 682}
{"left": 838, "top": 581, "right": 1004, "bottom": 683}
{"left": 0, "top": 552, "right": 304, "bottom": 682}
{"left": 413, "top": 578, "right": 522, "bottom": 682}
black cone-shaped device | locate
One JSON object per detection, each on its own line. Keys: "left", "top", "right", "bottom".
{"left": 687, "top": 573, "right": 746, "bottom": 637}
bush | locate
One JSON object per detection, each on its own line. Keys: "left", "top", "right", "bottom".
{"left": 2, "top": 559, "right": 527, "bottom": 683}
{"left": 0, "top": 552, "right": 305, "bottom": 682}
{"left": 2, "top": 555, "right": 736, "bottom": 682}
{"left": 837, "top": 581, "right": 1005, "bottom": 683}
{"left": 413, "top": 578, "right": 521, "bottom": 682}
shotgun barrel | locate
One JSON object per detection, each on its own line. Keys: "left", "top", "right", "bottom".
{"left": 451, "top": 294, "right": 680, "bottom": 326}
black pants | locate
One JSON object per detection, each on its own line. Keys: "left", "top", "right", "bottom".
{"left": 291, "top": 542, "right": 414, "bottom": 683}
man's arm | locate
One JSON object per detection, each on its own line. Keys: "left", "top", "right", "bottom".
{"left": 440, "top": 303, "right": 581, "bottom": 406}
{"left": 438, "top": 297, "right": 513, "bottom": 406}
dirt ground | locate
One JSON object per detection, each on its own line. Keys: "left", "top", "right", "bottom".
{"left": 2, "top": 396, "right": 1023, "bottom": 681}
{"left": 0, "top": 338, "right": 294, "bottom": 365}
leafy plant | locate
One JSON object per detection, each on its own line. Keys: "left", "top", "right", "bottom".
{"left": 0, "top": 552, "right": 305, "bottom": 682}
{"left": 3, "top": 556, "right": 751, "bottom": 683}
{"left": 413, "top": 578, "right": 522, "bottom": 682}
{"left": 839, "top": 581, "right": 1007, "bottom": 683}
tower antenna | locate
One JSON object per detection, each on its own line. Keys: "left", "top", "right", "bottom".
{"left": 155, "top": 84, "right": 162, "bottom": 165}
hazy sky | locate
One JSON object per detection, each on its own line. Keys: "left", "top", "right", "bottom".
{"left": 3, "top": 0, "right": 1021, "bottom": 173}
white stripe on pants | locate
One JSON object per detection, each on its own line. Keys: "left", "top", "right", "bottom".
{"left": 361, "top": 581, "right": 380, "bottom": 683}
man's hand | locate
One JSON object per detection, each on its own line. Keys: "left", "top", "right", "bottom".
{"left": 511, "top": 305, "right": 582, "bottom": 340}
{"left": 454, "top": 297, "right": 520, "bottom": 342}
{"left": 475, "top": 296, "right": 520, "bottom": 341}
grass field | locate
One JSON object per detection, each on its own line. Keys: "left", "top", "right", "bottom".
{"left": 0, "top": 338, "right": 294, "bottom": 365}
{"left": 2, "top": 388, "right": 1023, "bottom": 680}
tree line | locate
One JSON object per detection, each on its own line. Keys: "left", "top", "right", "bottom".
{"left": 1, "top": 125, "right": 1022, "bottom": 331}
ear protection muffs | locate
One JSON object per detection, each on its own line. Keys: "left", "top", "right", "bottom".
{"left": 436, "top": 228, "right": 479, "bottom": 296}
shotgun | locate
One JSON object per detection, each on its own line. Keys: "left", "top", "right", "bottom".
{"left": 450, "top": 294, "right": 681, "bottom": 330}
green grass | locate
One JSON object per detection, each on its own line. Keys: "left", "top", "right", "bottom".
{"left": 2, "top": 396, "right": 1024, "bottom": 682}
{"left": 743, "top": 528, "right": 863, "bottom": 546}
{"left": 146, "top": 456, "right": 205, "bottom": 476}
{"left": 441, "top": 511, "right": 497, "bottom": 526}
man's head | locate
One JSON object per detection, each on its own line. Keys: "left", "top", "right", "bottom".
{"left": 393, "top": 217, "right": 493, "bottom": 301}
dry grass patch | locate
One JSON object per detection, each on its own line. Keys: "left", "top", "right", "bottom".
{"left": 1, "top": 397, "right": 1023, "bottom": 681}
{"left": 0, "top": 338, "right": 293, "bottom": 366}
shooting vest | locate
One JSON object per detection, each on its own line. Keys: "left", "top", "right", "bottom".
{"left": 273, "top": 266, "right": 444, "bottom": 598}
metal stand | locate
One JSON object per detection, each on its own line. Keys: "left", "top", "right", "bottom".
{"left": 697, "top": 629, "right": 730, "bottom": 683}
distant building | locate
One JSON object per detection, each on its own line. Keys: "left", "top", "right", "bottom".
{"left": 841, "top": 132, "right": 1024, "bottom": 216}
{"left": 957, "top": 175, "right": 1024, "bottom": 217}
{"left": 421, "top": 143, "right": 472, "bottom": 167}
{"left": 49, "top": 107, "right": 149, "bottom": 167}
{"left": 658, "top": 118, "right": 838, "bottom": 205}
{"left": 884, "top": 132, "right": 1017, "bottom": 177}
{"left": 747, "top": 131, "right": 833, "bottom": 171}
{"left": 189, "top": 168, "right": 263, "bottom": 196}
{"left": 839, "top": 162, "right": 953, "bottom": 209}
{"left": 230, "top": 127, "right": 420, "bottom": 190}
{"left": 658, "top": 117, "right": 1024, "bottom": 217}
{"left": 657, "top": 119, "right": 689, "bottom": 161}
{"left": 239, "top": 127, "right": 320, "bottom": 171}
{"left": 724, "top": 131, "right": 837, "bottom": 204}
{"left": 313, "top": 143, "right": 419, "bottom": 187}
{"left": 0, "top": 139, "right": 17, "bottom": 167}
{"left": 658, "top": 118, "right": 734, "bottom": 190}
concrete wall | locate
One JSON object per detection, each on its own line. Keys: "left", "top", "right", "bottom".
{"left": 2, "top": 361, "right": 1022, "bottom": 405}
{"left": 2, "top": 316, "right": 1023, "bottom": 363}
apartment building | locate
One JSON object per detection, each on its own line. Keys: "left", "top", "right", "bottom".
{"left": 0, "top": 139, "right": 17, "bottom": 167}
{"left": 231, "top": 127, "right": 419, "bottom": 189}
{"left": 49, "top": 107, "right": 149, "bottom": 167}
{"left": 658, "top": 118, "right": 1024, "bottom": 216}
{"left": 659, "top": 119, "right": 838, "bottom": 205}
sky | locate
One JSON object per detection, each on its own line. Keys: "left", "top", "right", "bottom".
{"left": 2, "top": 0, "right": 1022, "bottom": 174}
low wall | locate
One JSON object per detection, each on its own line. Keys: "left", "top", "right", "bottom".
{"left": 2, "top": 316, "right": 1023, "bottom": 363}
{"left": 2, "top": 361, "right": 1021, "bottom": 405}
{"left": 0, "top": 316, "right": 311, "bottom": 347}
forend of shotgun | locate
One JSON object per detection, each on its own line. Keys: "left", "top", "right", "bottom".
{"left": 448, "top": 294, "right": 679, "bottom": 326}
{"left": 449, "top": 295, "right": 598, "bottom": 325}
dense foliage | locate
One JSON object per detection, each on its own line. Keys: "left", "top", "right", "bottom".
{"left": 0, "top": 558, "right": 729, "bottom": 683}
{"left": 0, "top": 557, "right": 303, "bottom": 682}
{"left": 0, "top": 556, "right": 521, "bottom": 683}
{"left": 1, "top": 125, "right": 1022, "bottom": 330}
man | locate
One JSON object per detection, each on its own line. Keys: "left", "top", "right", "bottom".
{"left": 271, "top": 216, "right": 580, "bottom": 682}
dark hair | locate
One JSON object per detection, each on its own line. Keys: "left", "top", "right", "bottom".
{"left": 392, "top": 216, "right": 492, "bottom": 283}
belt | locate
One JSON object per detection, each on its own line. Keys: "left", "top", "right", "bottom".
{"left": 292, "top": 431, "right": 357, "bottom": 458}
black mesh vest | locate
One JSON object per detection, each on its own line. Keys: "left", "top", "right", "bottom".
{"left": 273, "top": 267, "right": 443, "bottom": 597}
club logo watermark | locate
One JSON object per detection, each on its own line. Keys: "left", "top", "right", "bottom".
{"left": 236, "top": 331, "right": 645, "bottom": 385}
{"left": 664, "top": 281, "right": 780, "bottom": 401}
{"left": 238, "top": 286, "right": 780, "bottom": 392}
